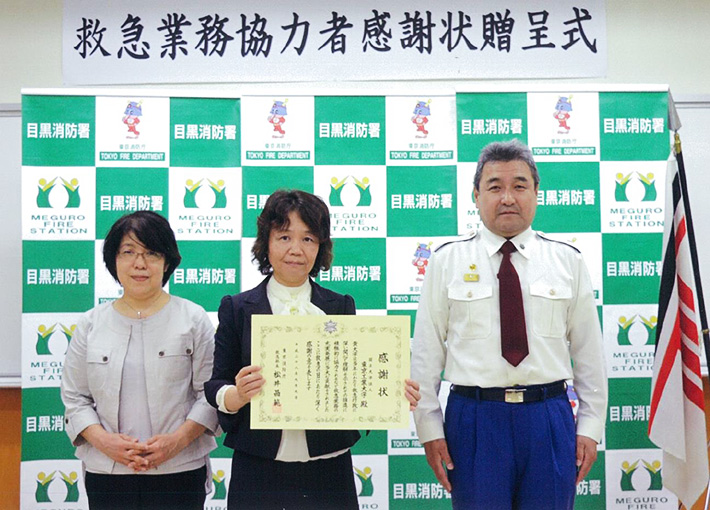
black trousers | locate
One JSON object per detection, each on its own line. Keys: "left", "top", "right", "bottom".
{"left": 228, "top": 450, "right": 359, "bottom": 510}
{"left": 84, "top": 465, "right": 207, "bottom": 510}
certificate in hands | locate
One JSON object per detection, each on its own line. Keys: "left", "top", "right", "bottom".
{"left": 251, "top": 315, "right": 410, "bottom": 430}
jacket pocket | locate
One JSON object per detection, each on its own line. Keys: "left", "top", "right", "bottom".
{"left": 86, "top": 347, "right": 111, "bottom": 394}
{"left": 155, "top": 334, "right": 195, "bottom": 383}
{"left": 529, "top": 279, "right": 572, "bottom": 338}
{"left": 448, "top": 284, "right": 493, "bottom": 339}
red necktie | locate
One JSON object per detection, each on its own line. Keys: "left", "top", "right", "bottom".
{"left": 498, "top": 241, "right": 529, "bottom": 366}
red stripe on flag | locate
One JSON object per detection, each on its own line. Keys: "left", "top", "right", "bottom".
{"left": 682, "top": 372, "right": 706, "bottom": 411}
{"left": 678, "top": 275, "right": 697, "bottom": 314}
{"left": 649, "top": 312, "right": 682, "bottom": 430}
{"left": 673, "top": 214, "right": 704, "bottom": 410}
{"left": 679, "top": 305, "right": 700, "bottom": 346}
{"left": 675, "top": 216, "right": 687, "bottom": 253}
{"left": 679, "top": 282, "right": 704, "bottom": 411}
{"left": 680, "top": 328, "right": 702, "bottom": 376}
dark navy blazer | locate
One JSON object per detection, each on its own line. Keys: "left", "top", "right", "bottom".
{"left": 204, "top": 276, "right": 361, "bottom": 459}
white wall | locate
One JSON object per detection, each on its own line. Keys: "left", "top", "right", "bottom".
{"left": 0, "top": 113, "right": 22, "bottom": 385}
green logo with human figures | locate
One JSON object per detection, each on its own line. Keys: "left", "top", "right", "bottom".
{"left": 35, "top": 470, "right": 80, "bottom": 503}
{"left": 614, "top": 172, "right": 656, "bottom": 202}
{"left": 354, "top": 466, "right": 374, "bottom": 497}
{"left": 329, "top": 175, "right": 371, "bottom": 207}
{"left": 35, "top": 323, "right": 75, "bottom": 355}
{"left": 36, "top": 177, "right": 81, "bottom": 208}
{"left": 616, "top": 315, "right": 656, "bottom": 346}
{"left": 620, "top": 459, "right": 663, "bottom": 491}
{"left": 212, "top": 469, "right": 227, "bottom": 500}
{"left": 184, "top": 178, "right": 227, "bottom": 209}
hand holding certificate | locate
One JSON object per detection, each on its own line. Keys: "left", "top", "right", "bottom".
{"left": 251, "top": 314, "right": 411, "bottom": 429}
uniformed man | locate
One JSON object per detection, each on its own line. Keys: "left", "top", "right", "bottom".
{"left": 412, "top": 139, "right": 607, "bottom": 509}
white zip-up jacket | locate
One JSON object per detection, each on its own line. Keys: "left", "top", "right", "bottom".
{"left": 61, "top": 295, "right": 219, "bottom": 475}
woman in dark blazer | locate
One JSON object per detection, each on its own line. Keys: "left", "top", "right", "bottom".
{"left": 205, "top": 190, "right": 419, "bottom": 510}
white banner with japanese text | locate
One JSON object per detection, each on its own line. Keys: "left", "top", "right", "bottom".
{"left": 63, "top": 0, "right": 606, "bottom": 85}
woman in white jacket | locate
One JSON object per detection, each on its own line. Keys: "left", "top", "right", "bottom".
{"left": 61, "top": 211, "right": 219, "bottom": 510}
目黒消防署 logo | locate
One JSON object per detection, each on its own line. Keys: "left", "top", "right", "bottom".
{"left": 36, "top": 177, "right": 81, "bottom": 209}
{"left": 35, "top": 470, "right": 80, "bottom": 503}
{"left": 35, "top": 323, "right": 75, "bottom": 355}
{"left": 212, "top": 470, "right": 227, "bottom": 500}
{"left": 354, "top": 466, "right": 374, "bottom": 497}
{"left": 615, "top": 172, "right": 657, "bottom": 202}
{"left": 620, "top": 459, "right": 663, "bottom": 491}
{"left": 329, "top": 175, "right": 371, "bottom": 207}
{"left": 616, "top": 315, "right": 656, "bottom": 346}
{"left": 183, "top": 178, "right": 227, "bottom": 209}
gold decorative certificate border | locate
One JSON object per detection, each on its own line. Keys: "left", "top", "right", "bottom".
{"left": 252, "top": 315, "right": 410, "bottom": 430}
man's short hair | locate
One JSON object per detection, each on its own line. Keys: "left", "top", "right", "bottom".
{"left": 473, "top": 139, "right": 540, "bottom": 191}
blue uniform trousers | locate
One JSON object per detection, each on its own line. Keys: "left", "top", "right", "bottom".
{"left": 445, "top": 389, "right": 576, "bottom": 510}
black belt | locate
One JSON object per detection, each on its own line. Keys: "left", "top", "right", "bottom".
{"left": 451, "top": 380, "right": 567, "bottom": 404}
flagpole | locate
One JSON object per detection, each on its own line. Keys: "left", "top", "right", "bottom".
{"left": 673, "top": 132, "right": 710, "bottom": 370}
{"left": 674, "top": 132, "right": 710, "bottom": 510}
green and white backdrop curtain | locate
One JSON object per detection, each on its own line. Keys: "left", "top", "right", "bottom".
{"left": 20, "top": 85, "right": 672, "bottom": 510}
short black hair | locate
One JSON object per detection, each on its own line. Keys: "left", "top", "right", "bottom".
{"left": 252, "top": 190, "right": 333, "bottom": 278}
{"left": 103, "top": 211, "right": 181, "bottom": 286}
{"left": 474, "top": 139, "right": 540, "bottom": 191}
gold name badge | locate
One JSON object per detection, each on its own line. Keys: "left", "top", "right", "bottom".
{"left": 463, "top": 273, "right": 479, "bottom": 282}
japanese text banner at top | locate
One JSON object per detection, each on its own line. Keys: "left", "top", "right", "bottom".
{"left": 63, "top": 0, "right": 606, "bottom": 85}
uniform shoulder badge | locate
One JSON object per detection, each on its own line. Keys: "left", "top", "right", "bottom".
{"left": 536, "top": 231, "right": 581, "bottom": 253}
{"left": 435, "top": 232, "right": 478, "bottom": 253}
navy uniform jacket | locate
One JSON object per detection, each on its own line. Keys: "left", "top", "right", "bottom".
{"left": 204, "top": 276, "right": 361, "bottom": 459}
